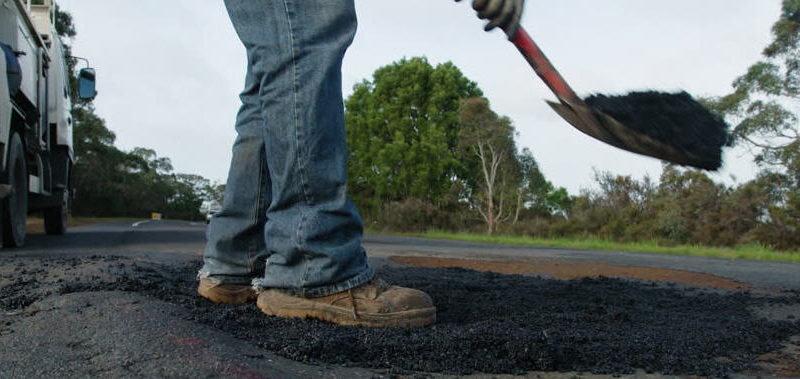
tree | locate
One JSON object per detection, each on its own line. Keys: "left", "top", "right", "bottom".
{"left": 708, "top": 0, "right": 800, "bottom": 249}
{"left": 54, "top": 5, "right": 83, "bottom": 104}
{"left": 711, "top": 0, "right": 800, "bottom": 181}
{"left": 129, "top": 147, "right": 174, "bottom": 175}
{"left": 54, "top": 5, "right": 76, "bottom": 39}
{"left": 345, "top": 58, "right": 562, "bottom": 234}
{"left": 71, "top": 107, "right": 131, "bottom": 216}
{"left": 166, "top": 174, "right": 209, "bottom": 221}
{"left": 344, "top": 57, "right": 482, "bottom": 209}
{"left": 458, "top": 97, "right": 519, "bottom": 235}
{"left": 516, "top": 148, "right": 571, "bottom": 219}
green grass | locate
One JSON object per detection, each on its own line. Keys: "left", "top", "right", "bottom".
{"left": 390, "top": 230, "right": 800, "bottom": 263}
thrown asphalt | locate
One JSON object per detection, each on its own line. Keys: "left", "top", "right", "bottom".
{"left": 585, "top": 91, "right": 729, "bottom": 170}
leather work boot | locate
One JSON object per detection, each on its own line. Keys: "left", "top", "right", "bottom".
{"left": 197, "top": 278, "right": 258, "bottom": 304}
{"left": 256, "top": 277, "right": 436, "bottom": 327}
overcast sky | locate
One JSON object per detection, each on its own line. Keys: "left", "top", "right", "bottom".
{"left": 56, "top": 0, "right": 781, "bottom": 194}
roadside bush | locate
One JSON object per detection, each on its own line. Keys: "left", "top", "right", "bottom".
{"left": 508, "top": 217, "right": 553, "bottom": 238}
{"left": 374, "top": 198, "right": 459, "bottom": 232}
{"left": 360, "top": 167, "right": 800, "bottom": 252}
{"left": 656, "top": 207, "right": 690, "bottom": 242}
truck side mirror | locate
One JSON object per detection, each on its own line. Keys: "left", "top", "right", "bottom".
{"left": 78, "top": 68, "right": 96, "bottom": 100}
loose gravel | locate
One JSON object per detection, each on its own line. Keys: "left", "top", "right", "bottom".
{"left": 2, "top": 256, "right": 799, "bottom": 376}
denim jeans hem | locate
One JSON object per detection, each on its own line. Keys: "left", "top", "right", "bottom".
{"left": 252, "top": 266, "right": 375, "bottom": 298}
{"left": 197, "top": 270, "right": 256, "bottom": 285}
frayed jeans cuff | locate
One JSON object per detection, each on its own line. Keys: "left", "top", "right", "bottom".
{"left": 252, "top": 266, "right": 375, "bottom": 298}
{"left": 197, "top": 270, "right": 211, "bottom": 281}
{"left": 197, "top": 269, "right": 255, "bottom": 285}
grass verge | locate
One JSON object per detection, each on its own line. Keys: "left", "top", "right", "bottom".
{"left": 394, "top": 230, "right": 800, "bottom": 263}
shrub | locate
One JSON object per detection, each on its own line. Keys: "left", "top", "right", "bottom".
{"left": 374, "top": 198, "right": 458, "bottom": 232}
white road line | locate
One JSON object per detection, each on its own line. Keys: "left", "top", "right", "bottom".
{"left": 132, "top": 220, "right": 150, "bottom": 228}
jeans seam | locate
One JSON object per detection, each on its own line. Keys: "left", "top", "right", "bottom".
{"left": 298, "top": 209, "right": 310, "bottom": 296}
{"left": 247, "top": 154, "right": 266, "bottom": 273}
{"left": 282, "top": 0, "right": 316, "bottom": 275}
{"left": 281, "top": 0, "right": 313, "bottom": 207}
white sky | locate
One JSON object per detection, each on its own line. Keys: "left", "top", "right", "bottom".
{"left": 57, "top": 0, "right": 781, "bottom": 194}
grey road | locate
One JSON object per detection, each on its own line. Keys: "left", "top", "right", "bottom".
{"left": 363, "top": 234, "right": 800, "bottom": 290}
{"left": 14, "top": 220, "right": 800, "bottom": 290}
{"left": 1, "top": 221, "right": 798, "bottom": 378}
{"left": 2, "top": 221, "right": 383, "bottom": 378}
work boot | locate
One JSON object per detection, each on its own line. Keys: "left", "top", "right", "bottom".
{"left": 256, "top": 277, "right": 436, "bottom": 327}
{"left": 197, "top": 278, "right": 258, "bottom": 304}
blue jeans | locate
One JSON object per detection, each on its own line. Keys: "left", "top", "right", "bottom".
{"left": 200, "top": 0, "right": 374, "bottom": 297}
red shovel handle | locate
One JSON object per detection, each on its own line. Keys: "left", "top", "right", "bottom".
{"left": 509, "top": 27, "right": 581, "bottom": 103}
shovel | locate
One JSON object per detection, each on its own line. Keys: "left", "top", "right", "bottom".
{"left": 507, "top": 26, "right": 728, "bottom": 170}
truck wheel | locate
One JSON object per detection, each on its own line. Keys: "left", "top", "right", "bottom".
{"left": 2, "top": 133, "right": 27, "bottom": 247}
{"left": 44, "top": 187, "right": 68, "bottom": 235}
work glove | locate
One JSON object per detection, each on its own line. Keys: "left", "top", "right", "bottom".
{"left": 456, "top": 0, "right": 525, "bottom": 39}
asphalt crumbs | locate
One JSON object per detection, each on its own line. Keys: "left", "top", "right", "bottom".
{"left": 2, "top": 256, "right": 799, "bottom": 377}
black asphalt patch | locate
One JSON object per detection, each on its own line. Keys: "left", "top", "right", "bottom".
{"left": 2, "top": 256, "right": 799, "bottom": 377}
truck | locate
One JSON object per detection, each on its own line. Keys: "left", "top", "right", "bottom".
{"left": 199, "top": 199, "right": 222, "bottom": 224}
{"left": 0, "top": 0, "right": 95, "bottom": 247}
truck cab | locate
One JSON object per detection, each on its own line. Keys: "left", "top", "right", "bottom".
{"left": 0, "top": 0, "right": 96, "bottom": 247}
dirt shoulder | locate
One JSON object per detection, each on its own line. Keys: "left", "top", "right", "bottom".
{"left": 390, "top": 256, "right": 751, "bottom": 291}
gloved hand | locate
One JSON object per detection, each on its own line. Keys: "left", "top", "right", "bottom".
{"left": 456, "top": 0, "right": 525, "bottom": 39}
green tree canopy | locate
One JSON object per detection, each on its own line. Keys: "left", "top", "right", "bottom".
{"left": 711, "top": 0, "right": 800, "bottom": 182}
{"left": 707, "top": 0, "right": 800, "bottom": 247}
{"left": 345, "top": 57, "right": 482, "bottom": 208}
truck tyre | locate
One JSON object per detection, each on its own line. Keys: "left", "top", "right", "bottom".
{"left": 2, "top": 133, "right": 27, "bottom": 247}
{"left": 44, "top": 186, "right": 68, "bottom": 235}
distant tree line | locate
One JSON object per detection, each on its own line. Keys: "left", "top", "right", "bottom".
{"left": 545, "top": 167, "right": 798, "bottom": 250}
{"left": 56, "top": 8, "right": 221, "bottom": 221}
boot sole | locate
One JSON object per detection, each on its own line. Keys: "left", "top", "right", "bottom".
{"left": 257, "top": 290, "right": 436, "bottom": 328}
{"left": 197, "top": 281, "right": 257, "bottom": 304}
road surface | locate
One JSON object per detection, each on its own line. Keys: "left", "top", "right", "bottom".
{"left": 1, "top": 220, "right": 798, "bottom": 378}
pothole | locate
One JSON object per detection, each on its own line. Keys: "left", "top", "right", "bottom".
{"left": 2, "top": 256, "right": 798, "bottom": 377}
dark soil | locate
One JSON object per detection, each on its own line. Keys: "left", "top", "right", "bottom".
{"left": 2, "top": 256, "right": 799, "bottom": 377}
{"left": 584, "top": 91, "right": 730, "bottom": 170}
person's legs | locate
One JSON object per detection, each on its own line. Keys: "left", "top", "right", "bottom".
{"left": 219, "top": 0, "right": 435, "bottom": 326}
{"left": 224, "top": 0, "right": 373, "bottom": 297}
{"left": 199, "top": 65, "right": 270, "bottom": 291}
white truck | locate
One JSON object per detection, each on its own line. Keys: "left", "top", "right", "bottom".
{"left": 199, "top": 200, "right": 222, "bottom": 224}
{"left": 0, "top": 0, "right": 95, "bottom": 247}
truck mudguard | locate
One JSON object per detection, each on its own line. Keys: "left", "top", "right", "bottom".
{"left": 1, "top": 43, "right": 21, "bottom": 96}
